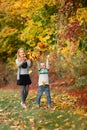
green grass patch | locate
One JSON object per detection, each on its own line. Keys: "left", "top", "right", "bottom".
{"left": 0, "top": 89, "right": 87, "bottom": 130}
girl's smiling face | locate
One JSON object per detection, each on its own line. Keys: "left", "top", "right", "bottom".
{"left": 19, "top": 49, "right": 25, "bottom": 58}
{"left": 17, "top": 48, "right": 26, "bottom": 60}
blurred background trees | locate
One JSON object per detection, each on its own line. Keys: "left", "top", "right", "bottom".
{"left": 0, "top": 0, "right": 87, "bottom": 88}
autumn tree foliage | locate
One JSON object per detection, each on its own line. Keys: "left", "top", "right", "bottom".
{"left": 0, "top": 0, "right": 87, "bottom": 60}
{"left": 0, "top": 0, "right": 87, "bottom": 86}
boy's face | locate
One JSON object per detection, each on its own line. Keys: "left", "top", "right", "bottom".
{"left": 40, "top": 63, "right": 46, "bottom": 69}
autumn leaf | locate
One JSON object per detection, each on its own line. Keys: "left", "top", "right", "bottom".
{"left": 13, "top": 120, "right": 19, "bottom": 126}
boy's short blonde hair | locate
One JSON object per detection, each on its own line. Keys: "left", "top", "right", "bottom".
{"left": 40, "top": 63, "right": 46, "bottom": 67}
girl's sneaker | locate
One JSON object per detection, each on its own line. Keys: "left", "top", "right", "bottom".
{"left": 48, "top": 105, "right": 53, "bottom": 110}
{"left": 21, "top": 102, "right": 27, "bottom": 109}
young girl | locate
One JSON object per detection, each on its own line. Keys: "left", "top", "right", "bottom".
{"left": 16, "top": 48, "right": 32, "bottom": 109}
{"left": 36, "top": 55, "right": 51, "bottom": 108}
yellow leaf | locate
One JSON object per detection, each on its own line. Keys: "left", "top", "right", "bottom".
{"left": 71, "top": 124, "right": 75, "bottom": 128}
{"left": 29, "top": 70, "right": 32, "bottom": 74}
{"left": 41, "top": 128, "right": 46, "bottom": 130}
{"left": 55, "top": 123, "right": 59, "bottom": 127}
{"left": 65, "top": 122, "right": 70, "bottom": 126}
{"left": 74, "top": 109, "right": 85, "bottom": 115}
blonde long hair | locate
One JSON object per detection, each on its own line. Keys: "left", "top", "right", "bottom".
{"left": 17, "top": 48, "right": 25, "bottom": 60}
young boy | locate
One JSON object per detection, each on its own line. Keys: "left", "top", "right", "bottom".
{"left": 36, "top": 55, "right": 51, "bottom": 108}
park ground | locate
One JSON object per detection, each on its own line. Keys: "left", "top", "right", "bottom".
{"left": 0, "top": 84, "right": 87, "bottom": 130}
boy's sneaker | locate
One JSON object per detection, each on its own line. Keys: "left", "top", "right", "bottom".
{"left": 35, "top": 104, "right": 40, "bottom": 108}
{"left": 48, "top": 105, "right": 51, "bottom": 108}
{"left": 21, "top": 102, "right": 27, "bottom": 109}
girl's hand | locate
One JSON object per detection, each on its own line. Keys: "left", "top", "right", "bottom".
{"left": 20, "top": 55, "right": 27, "bottom": 61}
{"left": 23, "top": 55, "right": 27, "bottom": 61}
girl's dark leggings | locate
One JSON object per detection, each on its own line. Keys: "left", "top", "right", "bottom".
{"left": 20, "top": 85, "right": 29, "bottom": 103}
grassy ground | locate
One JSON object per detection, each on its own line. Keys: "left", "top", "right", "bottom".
{"left": 0, "top": 88, "right": 87, "bottom": 130}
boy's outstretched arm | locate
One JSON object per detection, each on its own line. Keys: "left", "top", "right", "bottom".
{"left": 37, "top": 59, "right": 41, "bottom": 70}
{"left": 46, "top": 55, "right": 50, "bottom": 70}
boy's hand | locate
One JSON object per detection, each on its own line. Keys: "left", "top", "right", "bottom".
{"left": 46, "top": 55, "right": 50, "bottom": 59}
{"left": 37, "top": 57, "right": 40, "bottom": 61}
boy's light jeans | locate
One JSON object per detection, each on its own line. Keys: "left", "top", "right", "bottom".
{"left": 36, "top": 85, "right": 51, "bottom": 105}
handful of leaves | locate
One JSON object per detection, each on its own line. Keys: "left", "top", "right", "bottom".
{"left": 27, "top": 50, "right": 42, "bottom": 61}
{"left": 42, "top": 81, "right": 46, "bottom": 87}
